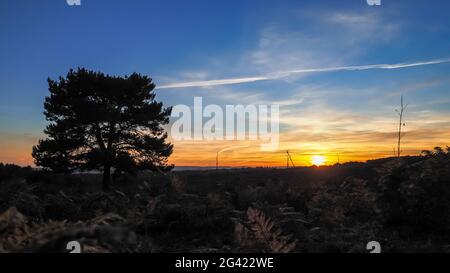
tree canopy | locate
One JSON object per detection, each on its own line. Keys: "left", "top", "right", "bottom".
{"left": 32, "top": 68, "right": 173, "bottom": 191}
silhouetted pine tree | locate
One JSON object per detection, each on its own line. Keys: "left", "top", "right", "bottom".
{"left": 32, "top": 68, "right": 173, "bottom": 191}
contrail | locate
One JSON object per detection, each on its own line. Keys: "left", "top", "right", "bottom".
{"left": 218, "top": 145, "right": 249, "bottom": 154}
{"left": 157, "top": 58, "right": 450, "bottom": 89}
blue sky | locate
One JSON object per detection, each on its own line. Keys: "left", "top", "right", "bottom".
{"left": 1, "top": 0, "right": 450, "bottom": 166}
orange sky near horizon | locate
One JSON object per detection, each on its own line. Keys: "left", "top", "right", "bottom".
{"left": 3, "top": 92, "right": 450, "bottom": 168}
{"left": 2, "top": 130, "right": 449, "bottom": 168}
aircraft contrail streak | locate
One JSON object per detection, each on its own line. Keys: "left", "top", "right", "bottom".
{"left": 157, "top": 58, "right": 450, "bottom": 89}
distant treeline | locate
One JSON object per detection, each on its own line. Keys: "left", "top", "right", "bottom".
{"left": 0, "top": 163, "right": 34, "bottom": 180}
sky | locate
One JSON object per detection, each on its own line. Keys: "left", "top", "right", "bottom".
{"left": 1, "top": 0, "right": 450, "bottom": 167}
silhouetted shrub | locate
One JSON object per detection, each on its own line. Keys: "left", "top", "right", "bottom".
{"left": 379, "top": 154, "right": 450, "bottom": 234}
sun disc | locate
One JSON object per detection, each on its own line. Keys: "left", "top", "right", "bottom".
{"left": 312, "top": 155, "right": 326, "bottom": 166}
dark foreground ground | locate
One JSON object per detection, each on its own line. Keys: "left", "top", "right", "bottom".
{"left": 1, "top": 153, "right": 449, "bottom": 253}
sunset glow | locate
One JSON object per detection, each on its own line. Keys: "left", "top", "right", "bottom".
{"left": 311, "top": 155, "right": 326, "bottom": 166}
{"left": 1, "top": 1, "right": 450, "bottom": 168}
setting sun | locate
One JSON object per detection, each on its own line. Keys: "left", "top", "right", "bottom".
{"left": 311, "top": 155, "right": 326, "bottom": 166}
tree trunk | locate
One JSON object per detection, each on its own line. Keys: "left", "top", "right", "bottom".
{"left": 102, "top": 163, "right": 111, "bottom": 192}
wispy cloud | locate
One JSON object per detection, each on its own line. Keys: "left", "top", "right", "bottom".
{"left": 157, "top": 58, "right": 450, "bottom": 89}
{"left": 158, "top": 76, "right": 267, "bottom": 89}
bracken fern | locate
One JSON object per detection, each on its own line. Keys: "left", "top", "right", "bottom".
{"left": 235, "top": 207, "right": 297, "bottom": 253}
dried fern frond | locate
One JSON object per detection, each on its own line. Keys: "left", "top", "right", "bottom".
{"left": 0, "top": 207, "right": 133, "bottom": 253}
{"left": 88, "top": 213, "right": 126, "bottom": 226}
{"left": 240, "top": 207, "right": 297, "bottom": 253}
{"left": 0, "top": 207, "right": 30, "bottom": 251}
{"left": 170, "top": 175, "right": 185, "bottom": 194}
{"left": 234, "top": 222, "right": 250, "bottom": 247}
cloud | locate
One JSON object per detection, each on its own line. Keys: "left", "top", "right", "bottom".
{"left": 158, "top": 10, "right": 408, "bottom": 90}
{"left": 159, "top": 8, "right": 450, "bottom": 166}
{"left": 157, "top": 58, "right": 450, "bottom": 89}
{"left": 157, "top": 76, "right": 267, "bottom": 89}
{"left": 218, "top": 145, "right": 249, "bottom": 154}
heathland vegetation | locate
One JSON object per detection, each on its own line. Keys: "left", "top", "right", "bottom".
{"left": 1, "top": 147, "right": 449, "bottom": 252}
